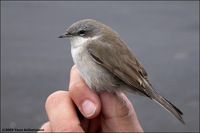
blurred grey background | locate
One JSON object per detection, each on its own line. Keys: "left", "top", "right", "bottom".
{"left": 1, "top": 1, "right": 199, "bottom": 132}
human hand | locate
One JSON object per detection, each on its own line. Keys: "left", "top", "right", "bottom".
{"left": 39, "top": 65, "right": 143, "bottom": 132}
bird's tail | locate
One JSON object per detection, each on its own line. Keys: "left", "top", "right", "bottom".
{"left": 140, "top": 77, "right": 185, "bottom": 124}
{"left": 152, "top": 92, "right": 185, "bottom": 124}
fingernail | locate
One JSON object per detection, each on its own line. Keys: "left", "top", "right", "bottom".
{"left": 81, "top": 100, "right": 97, "bottom": 117}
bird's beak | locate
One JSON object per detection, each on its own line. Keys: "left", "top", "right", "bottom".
{"left": 58, "top": 32, "right": 72, "bottom": 38}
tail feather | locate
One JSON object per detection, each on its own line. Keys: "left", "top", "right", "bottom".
{"left": 141, "top": 78, "right": 185, "bottom": 124}
{"left": 152, "top": 95, "right": 185, "bottom": 124}
{"left": 163, "top": 97, "right": 183, "bottom": 115}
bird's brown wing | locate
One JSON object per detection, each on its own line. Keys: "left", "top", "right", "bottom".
{"left": 86, "top": 40, "right": 185, "bottom": 124}
{"left": 86, "top": 39, "right": 152, "bottom": 97}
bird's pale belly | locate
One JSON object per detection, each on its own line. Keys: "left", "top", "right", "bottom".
{"left": 71, "top": 46, "right": 119, "bottom": 92}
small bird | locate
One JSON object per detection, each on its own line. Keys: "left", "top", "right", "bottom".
{"left": 59, "top": 19, "right": 185, "bottom": 124}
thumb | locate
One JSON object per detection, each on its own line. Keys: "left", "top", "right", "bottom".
{"left": 99, "top": 92, "right": 143, "bottom": 132}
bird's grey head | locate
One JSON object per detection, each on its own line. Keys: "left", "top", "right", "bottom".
{"left": 59, "top": 19, "right": 103, "bottom": 39}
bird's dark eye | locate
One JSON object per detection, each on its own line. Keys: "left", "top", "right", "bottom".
{"left": 78, "top": 30, "right": 85, "bottom": 35}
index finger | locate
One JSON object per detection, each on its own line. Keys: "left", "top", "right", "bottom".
{"left": 45, "top": 91, "right": 84, "bottom": 132}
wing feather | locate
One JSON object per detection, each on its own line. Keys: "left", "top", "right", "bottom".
{"left": 86, "top": 39, "right": 151, "bottom": 97}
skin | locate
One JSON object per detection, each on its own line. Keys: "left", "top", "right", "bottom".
{"left": 38, "top": 65, "right": 143, "bottom": 132}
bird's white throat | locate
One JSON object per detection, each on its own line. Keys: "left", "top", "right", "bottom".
{"left": 70, "top": 35, "right": 101, "bottom": 48}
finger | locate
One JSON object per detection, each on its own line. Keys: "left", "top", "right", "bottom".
{"left": 45, "top": 91, "right": 84, "bottom": 132}
{"left": 69, "top": 65, "right": 101, "bottom": 119}
{"left": 38, "top": 122, "right": 51, "bottom": 132}
{"left": 99, "top": 91, "right": 143, "bottom": 132}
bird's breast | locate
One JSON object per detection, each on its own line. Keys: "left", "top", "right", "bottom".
{"left": 71, "top": 45, "right": 119, "bottom": 92}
